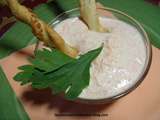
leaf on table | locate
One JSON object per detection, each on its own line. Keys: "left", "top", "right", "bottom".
{"left": 0, "top": 66, "right": 30, "bottom": 120}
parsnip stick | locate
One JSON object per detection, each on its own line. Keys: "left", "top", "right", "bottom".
{"left": 3, "top": 0, "right": 78, "bottom": 57}
{"left": 80, "top": 0, "right": 108, "bottom": 32}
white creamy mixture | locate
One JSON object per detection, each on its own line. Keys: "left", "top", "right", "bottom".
{"left": 54, "top": 17, "right": 146, "bottom": 99}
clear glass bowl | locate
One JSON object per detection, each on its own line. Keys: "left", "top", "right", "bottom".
{"left": 38, "top": 7, "right": 152, "bottom": 104}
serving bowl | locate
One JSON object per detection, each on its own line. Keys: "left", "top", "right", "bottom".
{"left": 37, "top": 7, "right": 152, "bottom": 104}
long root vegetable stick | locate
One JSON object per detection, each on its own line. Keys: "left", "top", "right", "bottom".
{"left": 3, "top": 0, "right": 78, "bottom": 58}
{"left": 80, "top": 0, "right": 108, "bottom": 32}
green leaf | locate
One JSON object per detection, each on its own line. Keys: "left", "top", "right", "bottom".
{"left": 30, "top": 49, "right": 74, "bottom": 72}
{"left": 14, "top": 71, "right": 32, "bottom": 81}
{"left": 0, "top": 66, "right": 30, "bottom": 120}
{"left": 18, "top": 65, "right": 35, "bottom": 71}
{"left": 14, "top": 71, "right": 33, "bottom": 85}
{"left": 14, "top": 46, "right": 102, "bottom": 100}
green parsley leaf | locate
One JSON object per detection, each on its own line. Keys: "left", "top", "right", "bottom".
{"left": 14, "top": 46, "right": 102, "bottom": 100}
{"left": 29, "top": 48, "right": 74, "bottom": 72}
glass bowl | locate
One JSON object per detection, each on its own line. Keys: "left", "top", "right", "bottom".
{"left": 37, "top": 7, "right": 152, "bottom": 104}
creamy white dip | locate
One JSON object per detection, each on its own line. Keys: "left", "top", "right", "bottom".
{"left": 54, "top": 17, "right": 146, "bottom": 99}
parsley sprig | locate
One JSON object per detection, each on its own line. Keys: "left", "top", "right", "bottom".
{"left": 14, "top": 46, "right": 102, "bottom": 100}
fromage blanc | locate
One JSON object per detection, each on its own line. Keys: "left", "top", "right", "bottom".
{"left": 54, "top": 17, "right": 146, "bottom": 99}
